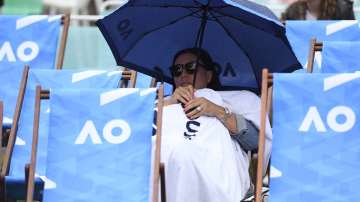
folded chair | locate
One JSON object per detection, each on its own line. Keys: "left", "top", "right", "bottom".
{"left": 26, "top": 85, "right": 164, "bottom": 202}
{"left": 1, "top": 68, "right": 136, "bottom": 201}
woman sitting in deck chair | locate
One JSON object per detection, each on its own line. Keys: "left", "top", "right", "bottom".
{"left": 161, "top": 48, "right": 272, "bottom": 202}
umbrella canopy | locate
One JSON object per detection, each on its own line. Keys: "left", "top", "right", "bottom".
{"left": 97, "top": 0, "right": 301, "bottom": 92}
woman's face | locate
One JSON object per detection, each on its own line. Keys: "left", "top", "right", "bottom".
{"left": 172, "top": 52, "right": 213, "bottom": 89}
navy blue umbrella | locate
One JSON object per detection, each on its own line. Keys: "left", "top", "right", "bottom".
{"left": 97, "top": 0, "right": 301, "bottom": 92}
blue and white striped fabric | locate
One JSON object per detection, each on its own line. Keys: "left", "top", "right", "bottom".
{"left": 286, "top": 20, "right": 360, "bottom": 72}
{"left": 44, "top": 88, "right": 156, "bottom": 202}
{"left": 270, "top": 73, "right": 360, "bottom": 201}
{"left": 10, "top": 69, "right": 123, "bottom": 177}
{"left": 321, "top": 41, "right": 360, "bottom": 73}
{"left": 0, "top": 15, "right": 61, "bottom": 126}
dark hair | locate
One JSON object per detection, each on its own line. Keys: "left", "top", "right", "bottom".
{"left": 318, "top": 0, "right": 337, "bottom": 19}
{"left": 172, "top": 48, "right": 222, "bottom": 90}
{"left": 335, "top": 0, "right": 355, "bottom": 20}
{"left": 281, "top": 0, "right": 354, "bottom": 21}
{"left": 281, "top": 0, "right": 307, "bottom": 21}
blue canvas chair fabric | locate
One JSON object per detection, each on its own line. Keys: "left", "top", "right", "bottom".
{"left": 259, "top": 72, "right": 360, "bottom": 201}
{"left": 3, "top": 69, "right": 124, "bottom": 201}
{"left": 321, "top": 41, "right": 360, "bottom": 73}
{"left": 0, "top": 15, "right": 62, "bottom": 127}
{"left": 285, "top": 20, "right": 360, "bottom": 72}
{"left": 27, "top": 87, "right": 158, "bottom": 202}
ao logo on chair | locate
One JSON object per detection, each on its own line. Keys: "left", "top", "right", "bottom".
{"left": 299, "top": 106, "right": 356, "bottom": 133}
{"left": 0, "top": 41, "right": 39, "bottom": 62}
{"left": 299, "top": 73, "right": 360, "bottom": 133}
{"left": 75, "top": 119, "right": 131, "bottom": 144}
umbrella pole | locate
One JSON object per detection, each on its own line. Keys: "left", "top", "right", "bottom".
{"left": 192, "top": 6, "right": 209, "bottom": 88}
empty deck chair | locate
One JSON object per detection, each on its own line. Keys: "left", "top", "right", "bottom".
{"left": 26, "top": 86, "right": 163, "bottom": 202}
{"left": 0, "top": 15, "right": 70, "bottom": 134}
{"left": 256, "top": 69, "right": 360, "bottom": 202}
{"left": 285, "top": 20, "right": 360, "bottom": 72}
{"left": 1, "top": 68, "right": 135, "bottom": 201}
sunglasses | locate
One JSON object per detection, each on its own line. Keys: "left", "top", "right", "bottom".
{"left": 170, "top": 61, "right": 205, "bottom": 77}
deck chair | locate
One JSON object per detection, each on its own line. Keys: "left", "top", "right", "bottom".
{"left": 0, "top": 68, "right": 135, "bottom": 201}
{"left": 307, "top": 39, "right": 360, "bottom": 73}
{"left": 26, "top": 85, "right": 164, "bottom": 202}
{"left": 320, "top": 41, "right": 360, "bottom": 73}
{"left": 0, "top": 14, "right": 70, "bottom": 138}
{"left": 285, "top": 20, "right": 360, "bottom": 72}
{"left": 256, "top": 69, "right": 360, "bottom": 201}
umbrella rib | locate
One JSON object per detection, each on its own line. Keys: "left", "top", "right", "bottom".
{"left": 123, "top": 8, "right": 203, "bottom": 58}
{"left": 208, "top": 11, "right": 262, "bottom": 89}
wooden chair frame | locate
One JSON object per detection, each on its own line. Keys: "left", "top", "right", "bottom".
{"left": 119, "top": 68, "right": 137, "bottom": 88}
{"left": 0, "top": 66, "right": 30, "bottom": 202}
{"left": 255, "top": 69, "right": 273, "bottom": 202}
{"left": 306, "top": 38, "right": 323, "bottom": 73}
{"left": 26, "top": 85, "right": 165, "bottom": 202}
{"left": 56, "top": 14, "right": 71, "bottom": 70}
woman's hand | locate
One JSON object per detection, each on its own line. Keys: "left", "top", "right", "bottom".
{"left": 166, "top": 85, "right": 194, "bottom": 105}
{"left": 184, "top": 97, "right": 238, "bottom": 134}
{"left": 183, "top": 97, "right": 224, "bottom": 120}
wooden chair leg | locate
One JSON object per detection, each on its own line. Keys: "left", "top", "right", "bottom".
{"left": 152, "top": 85, "right": 164, "bottom": 202}
{"left": 306, "top": 38, "right": 316, "bottom": 73}
{"left": 255, "top": 69, "right": 270, "bottom": 202}
{"left": 160, "top": 163, "right": 166, "bottom": 202}
{"left": 56, "top": 14, "right": 70, "bottom": 70}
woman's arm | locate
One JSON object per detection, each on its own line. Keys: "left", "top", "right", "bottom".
{"left": 212, "top": 105, "right": 238, "bottom": 134}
